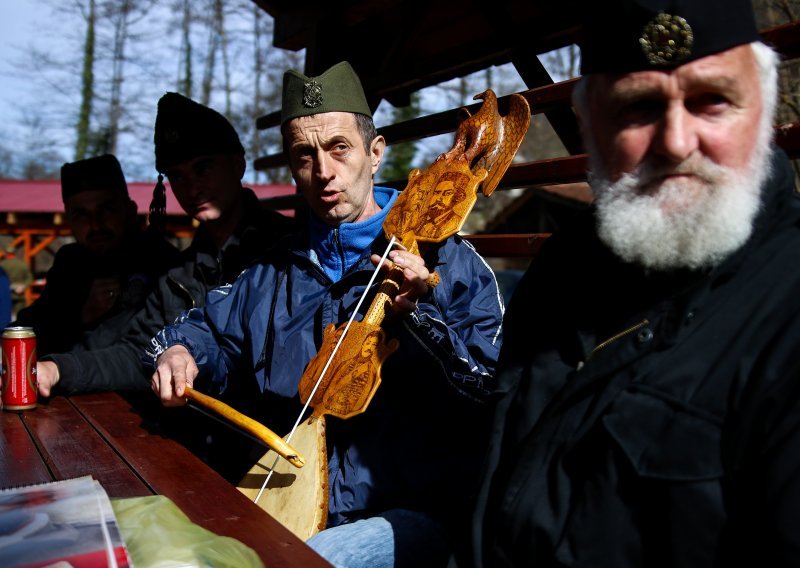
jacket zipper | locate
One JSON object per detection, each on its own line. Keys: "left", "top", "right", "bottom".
{"left": 168, "top": 274, "right": 197, "bottom": 309}
{"left": 585, "top": 319, "right": 650, "bottom": 363}
{"left": 334, "top": 227, "right": 346, "bottom": 274}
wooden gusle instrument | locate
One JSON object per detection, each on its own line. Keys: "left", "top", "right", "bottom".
{"left": 239, "top": 90, "right": 531, "bottom": 539}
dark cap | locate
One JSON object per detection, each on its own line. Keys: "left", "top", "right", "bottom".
{"left": 579, "top": 0, "right": 760, "bottom": 75}
{"left": 281, "top": 61, "right": 372, "bottom": 125}
{"left": 60, "top": 154, "right": 128, "bottom": 202}
{"left": 154, "top": 92, "right": 244, "bottom": 172}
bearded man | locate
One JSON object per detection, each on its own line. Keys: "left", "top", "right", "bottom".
{"left": 469, "top": 0, "right": 800, "bottom": 566}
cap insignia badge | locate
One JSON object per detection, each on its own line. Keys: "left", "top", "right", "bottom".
{"left": 303, "top": 80, "right": 323, "bottom": 108}
{"left": 164, "top": 128, "right": 180, "bottom": 143}
{"left": 639, "top": 12, "right": 693, "bottom": 66}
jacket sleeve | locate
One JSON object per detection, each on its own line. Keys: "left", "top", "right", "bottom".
{"left": 15, "top": 247, "right": 85, "bottom": 355}
{"left": 399, "top": 237, "right": 504, "bottom": 402}
{"left": 722, "top": 311, "right": 800, "bottom": 566}
{"left": 42, "top": 275, "right": 183, "bottom": 395}
{"left": 145, "top": 269, "right": 263, "bottom": 390}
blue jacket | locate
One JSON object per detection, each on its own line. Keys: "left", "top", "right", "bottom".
{"left": 0, "top": 267, "right": 11, "bottom": 329}
{"left": 149, "top": 187, "right": 504, "bottom": 527}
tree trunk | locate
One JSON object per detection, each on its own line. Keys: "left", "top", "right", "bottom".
{"left": 251, "top": 4, "right": 264, "bottom": 184}
{"left": 200, "top": 0, "right": 218, "bottom": 107}
{"left": 106, "top": 0, "right": 130, "bottom": 155}
{"left": 179, "top": 0, "right": 193, "bottom": 96}
{"left": 75, "top": 0, "right": 96, "bottom": 161}
{"left": 215, "top": 0, "right": 232, "bottom": 115}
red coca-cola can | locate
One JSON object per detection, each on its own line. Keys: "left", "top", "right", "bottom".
{"left": 1, "top": 326, "right": 38, "bottom": 411}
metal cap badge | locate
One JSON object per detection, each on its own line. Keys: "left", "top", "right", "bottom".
{"left": 303, "top": 80, "right": 323, "bottom": 108}
{"left": 639, "top": 13, "right": 694, "bottom": 66}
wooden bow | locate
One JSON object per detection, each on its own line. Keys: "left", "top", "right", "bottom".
{"left": 238, "top": 90, "right": 530, "bottom": 540}
{"left": 183, "top": 386, "right": 306, "bottom": 468}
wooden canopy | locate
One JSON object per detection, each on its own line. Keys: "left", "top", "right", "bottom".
{"left": 250, "top": 1, "right": 800, "bottom": 261}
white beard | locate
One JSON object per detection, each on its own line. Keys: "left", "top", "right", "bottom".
{"left": 589, "top": 141, "right": 773, "bottom": 271}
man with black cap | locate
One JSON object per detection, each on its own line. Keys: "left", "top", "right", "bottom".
{"left": 15, "top": 154, "right": 178, "bottom": 356}
{"left": 470, "top": 0, "right": 800, "bottom": 566}
{"left": 34, "top": 94, "right": 296, "bottom": 397}
{"left": 148, "top": 61, "right": 504, "bottom": 566}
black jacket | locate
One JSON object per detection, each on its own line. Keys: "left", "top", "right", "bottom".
{"left": 471, "top": 149, "right": 800, "bottom": 567}
{"left": 15, "top": 229, "right": 179, "bottom": 355}
{"left": 44, "top": 188, "right": 297, "bottom": 395}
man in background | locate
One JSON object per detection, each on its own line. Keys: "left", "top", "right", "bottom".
{"left": 34, "top": 93, "right": 296, "bottom": 397}
{"left": 0, "top": 265, "right": 10, "bottom": 329}
{"left": 15, "top": 154, "right": 178, "bottom": 354}
{"left": 0, "top": 250, "right": 33, "bottom": 318}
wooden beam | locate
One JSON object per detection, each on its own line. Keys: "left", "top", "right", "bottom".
{"left": 776, "top": 120, "right": 800, "bottom": 160}
{"left": 761, "top": 20, "right": 800, "bottom": 59}
{"left": 463, "top": 233, "right": 550, "bottom": 258}
{"left": 254, "top": 79, "right": 578, "bottom": 170}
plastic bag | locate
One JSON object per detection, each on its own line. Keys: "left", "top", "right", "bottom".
{"left": 111, "top": 495, "right": 264, "bottom": 568}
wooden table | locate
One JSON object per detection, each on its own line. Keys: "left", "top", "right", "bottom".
{"left": 0, "top": 392, "right": 329, "bottom": 567}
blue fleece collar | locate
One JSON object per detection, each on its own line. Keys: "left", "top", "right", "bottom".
{"left": 308, "top": 186, "right": 398, "bottom": 282}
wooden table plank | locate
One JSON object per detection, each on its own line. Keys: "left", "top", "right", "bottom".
{"left": 22, "top": 397, "right": 151, "bottom": 498}
{"left": 72, "top": 393, "right": 330, "bottom": 568}
{"left": 0, "top": 411, "right": 52, "bottom": 487}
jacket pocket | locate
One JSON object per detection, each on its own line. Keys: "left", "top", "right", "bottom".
{"left": 550, "top": 387, "right": 726, "bottom": 567}
{"left": 602, "top": 387, "right": 723, "bottom": 481}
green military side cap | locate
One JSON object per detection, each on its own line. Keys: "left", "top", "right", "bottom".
{"left": 281, "top": 61, "right": 372, "bottom": 125}
{"left": 61, "top": 154, "right": 128, "bottom": 202}
{"left": 579, "top": 0, "right": 760, "bottom": 74}
{"left": 154, "top": 92, "right": 244, "bottom": 173}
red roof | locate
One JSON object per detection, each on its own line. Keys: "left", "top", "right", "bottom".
{"left": 0, "top": 179, "right": 297, "bottom": 215}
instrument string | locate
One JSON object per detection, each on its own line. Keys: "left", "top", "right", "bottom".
{"left": 254, "top": 236, "right": 397, "bottom": 503}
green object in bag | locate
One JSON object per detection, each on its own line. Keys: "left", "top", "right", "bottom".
{"left": 111, "top": 495, "right": 264, "bottom": 568}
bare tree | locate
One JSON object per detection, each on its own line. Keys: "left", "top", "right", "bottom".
{"left": 178, "top": 0, "right": 193, "bottom": 96}
{"left": 75, "top": 0, "right": 96, "bottom": 160}
{"left": 215, "top": 0, "right": 232, "bottom": 115}
{"left": 93, "top": 0, "right": 159, "bottom": 155}
{"left": 5, "top": 2, "right": 304, "bottom": 183}
{"left": 18, "top": 111, "right": 64, "bottom": 180}
{"left": 250, "top": 3, "right": 265, "bottom": 184}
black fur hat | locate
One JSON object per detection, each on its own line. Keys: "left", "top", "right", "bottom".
{"left": 154, "top": 92, "right": 244, "bottom": 173}
{"left": 60, "top": 154, "right": 128, "bottom": 203}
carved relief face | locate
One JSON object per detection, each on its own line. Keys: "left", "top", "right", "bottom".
{"left": 361, "top": 332, "right": 379, "bottom": 358}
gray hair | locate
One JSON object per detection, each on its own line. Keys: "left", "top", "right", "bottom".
{"left": 353, "top": 113, "right": 378, "bottom": 154}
